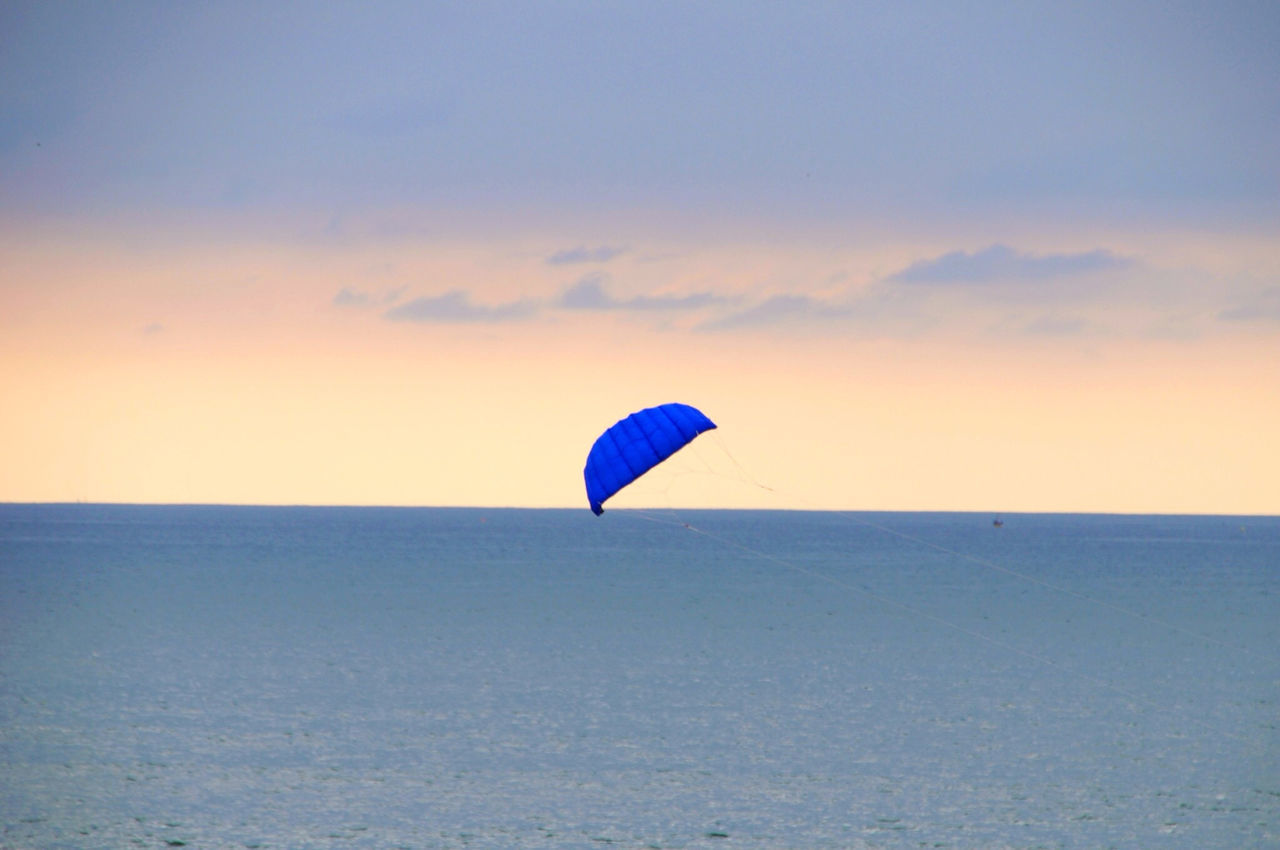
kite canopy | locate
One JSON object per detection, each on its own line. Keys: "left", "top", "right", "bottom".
{"left": 584, "top": 403, "right": 717, "bottom": 515}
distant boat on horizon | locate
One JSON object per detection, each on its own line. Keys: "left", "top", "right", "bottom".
{"left": 993, "top": 517, "right": 1004, "bottom": 528}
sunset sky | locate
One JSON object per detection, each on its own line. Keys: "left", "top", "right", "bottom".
{"left": 2, "top": 1, "right": 1278, "bottom": 514}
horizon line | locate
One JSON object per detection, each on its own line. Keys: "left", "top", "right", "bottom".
{"left": 2, "top": 501, "right": 1275, "bottom": 519}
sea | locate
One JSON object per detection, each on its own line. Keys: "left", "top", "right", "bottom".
{"left": 1, "top": 505, "right": 1276, "bottom": 849}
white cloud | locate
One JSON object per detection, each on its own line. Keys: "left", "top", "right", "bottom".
{"left": 384, "top": 291, "right": 538, "bottom": 323}
{"left": 333, "top": 288, "right": 374, "bottom": 308}
{"left": 1218, "top": 286, "right": 1280, "bottom": 322}
{"left": 335, "top": 286, "right": 406, "bottom": 308}
{"left": 546, "top": 246, "right": 626, "bottom": 265}
{"left": 889, "top": 245, "right": 1131, "bottom": 285}
{"left": 698, "top": 294, "right": 851, "bottom": 331}
{"left": 1020, "top": 314, "right": 1096, "bottom": 337}
{"left": 557, "top": 274, "right": 729, "bottom": 312}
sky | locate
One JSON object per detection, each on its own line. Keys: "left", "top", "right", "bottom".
{"left": 2, "top": 1, "right": 1278, "bottom": 514}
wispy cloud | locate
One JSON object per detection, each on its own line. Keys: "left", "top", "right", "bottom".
{"left": 334, "top": 286, "right": 407, "bottom": 308}
{"left": 556, "top": 274, "right": 729, "bottom": 311}
{"left": 546, "top": 245, "right": 626, "bottom": 265}
{"left": 333, "top": 287, "right": 374, "bottom": 308}
{"left": 1218, "top": 287, "right": 1280, "bottom": 322}
{"left": 1020, "top": 314, "right": 1096, "bottom": 337}
{"left": 375, "top": 276, "right": 729, "bottom": 327}
{"left": 698, "top": 294, "right": 851, "bottom": 331}
{"left": 384, "top": 291, "right": 538, "bottom": 323}
{"left": 889, "top": 244, "right": 1131, "bottom": 284}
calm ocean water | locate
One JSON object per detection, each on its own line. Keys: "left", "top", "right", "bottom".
{"left": 1, "top": 505, "right": 1276, "bottom": 849}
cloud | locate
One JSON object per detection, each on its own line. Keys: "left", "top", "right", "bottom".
{"left": 139, "top": 322, "right": 165, "bottom": 336}
{"left": 557, "top": 275, "right": 614, "bottom": 309}
{"left": 378, "top": 277, "right": 729, "bottom": 326}
{"left": 1020, "top": 314, "right": 1095, "bottom": 337}
{"left": 697, "top": 294, "right": 850, "bottom": 331}
{"left": 546, "top": 245, "right": 626, "bottom": 265}
{"left": 556, "top": 274, "right": 729, "bottom": 312}
{"left": 333, "top": 287, "right": 373, "bottom": 307}
{"left": 334, "top": 286, "right": 406, "bottom": 308}
{"left": 384, "top": 291, "right": 538, "bottom": 323}
{"left": 889, "top": 244, "right": 1131, "bottom": 284}
{"left": 1218, "top": 287, "right": 1280, "bottom": 322}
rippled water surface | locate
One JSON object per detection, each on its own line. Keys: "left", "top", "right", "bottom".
{"left": 2, "top": 506, "right": 1277, "bottom": 848}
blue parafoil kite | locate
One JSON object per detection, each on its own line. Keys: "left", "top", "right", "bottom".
{"left": 584, "top": 403, "right": 717, "bottom": 515}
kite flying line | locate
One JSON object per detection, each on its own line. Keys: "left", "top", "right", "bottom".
{"left": 582, "top": 402, "right": 1273, "bottom": 744}
{"left": 594, "top": 406, "right": 1272, "bottom": 666}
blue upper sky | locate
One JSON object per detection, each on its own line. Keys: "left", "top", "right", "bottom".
{"left": 3, "top": 0, "right": 1277, "bottom": 229}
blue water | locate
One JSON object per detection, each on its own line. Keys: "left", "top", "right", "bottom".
{"left": 1, "top": 505, "right": 1277, "bottom": 849}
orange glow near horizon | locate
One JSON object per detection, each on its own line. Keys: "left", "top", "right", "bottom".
{"left": 2, "top": 225, "right": 1278, "bottom": 515}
